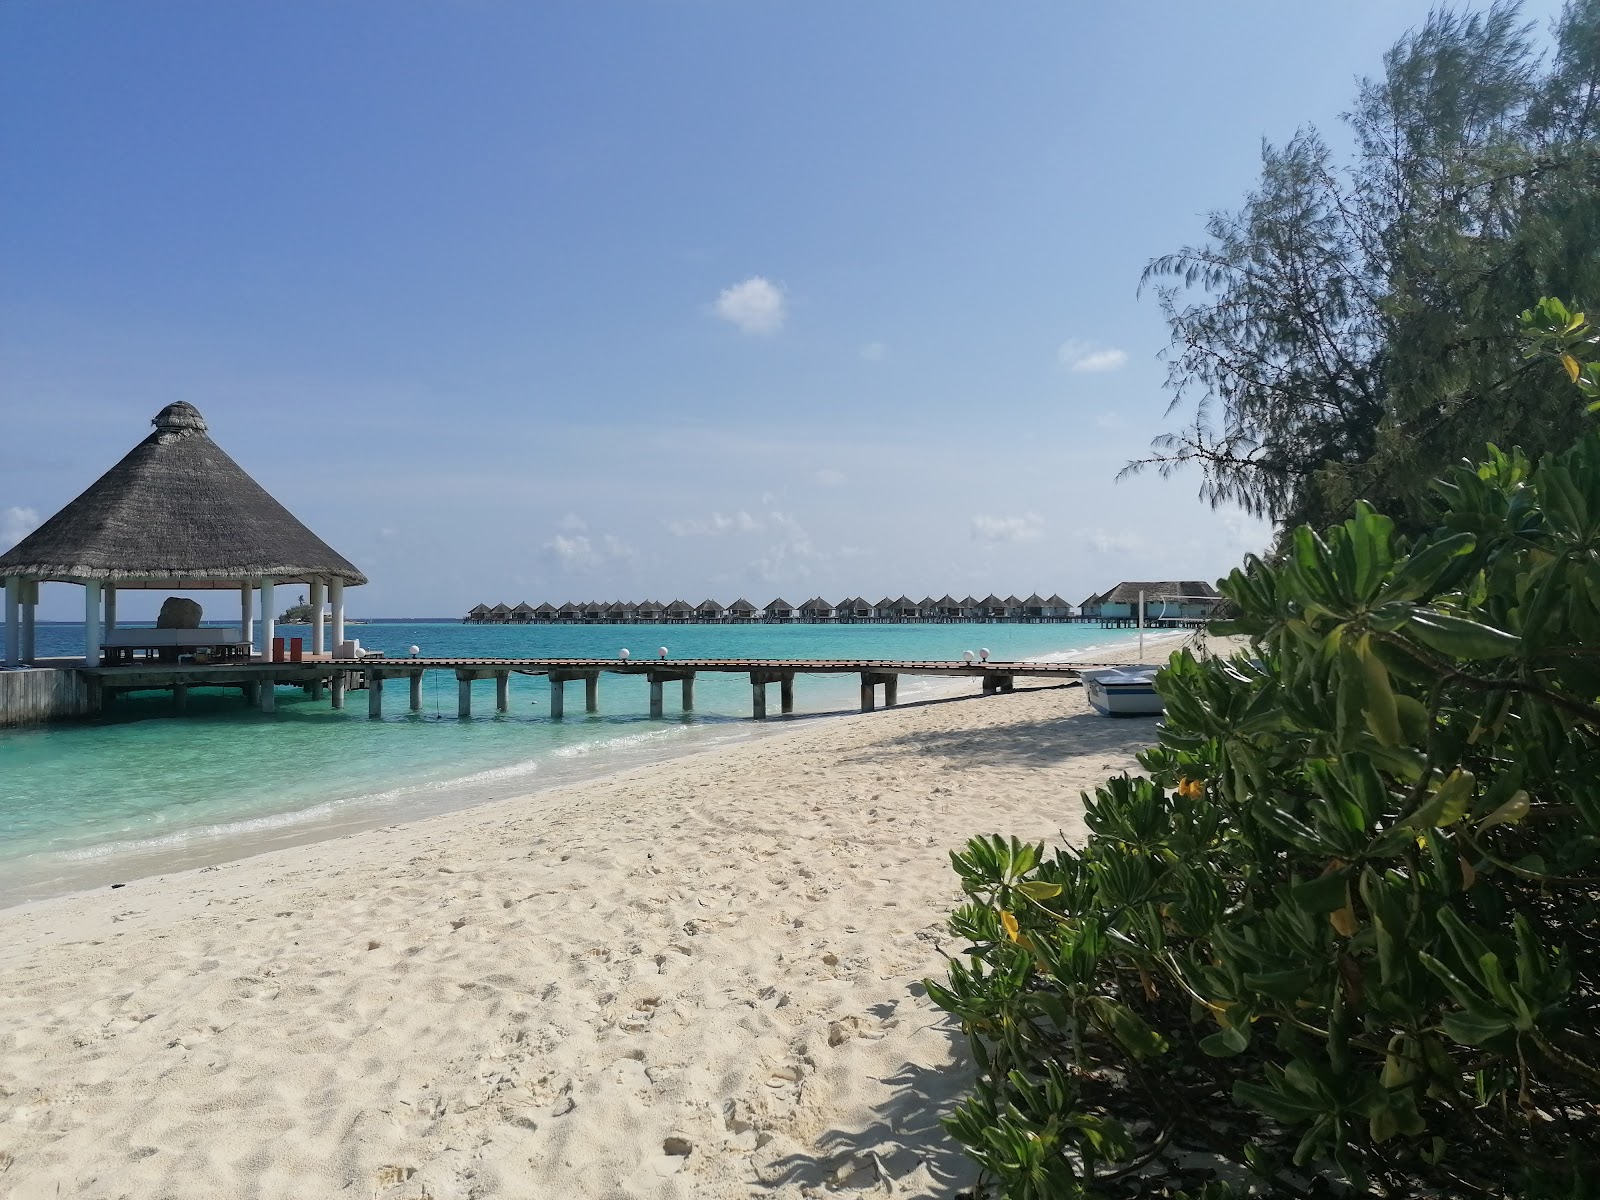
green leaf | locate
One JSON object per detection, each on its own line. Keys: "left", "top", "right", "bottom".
{"left": 1441, "top": 1008, "right": 1513, "bottom": 1046}
{"left": 1289, "top": 869, "right": 1354, "bottom": 915}
{"left": 1406, "top": 610, "right": 1520, "bottom": 659}
{"left": 1016, "top": 880, "right": 1063, "bottom": 902}
{"left": 1200, "top": 1024, "right": 1252, "bottom": 1057}
{"left": 1400, "top": 769, "right": 1475, "bottom": 829}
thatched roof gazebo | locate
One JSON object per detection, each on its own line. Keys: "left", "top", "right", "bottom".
{"left": 0, "top": 403, "right": 366, "bottom": 665}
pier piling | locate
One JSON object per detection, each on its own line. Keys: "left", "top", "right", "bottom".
{"left": 172, "top": 683, "right": 188, "bottom": 714}
{"left": 457, "top": 673, "right": 472, "bottom": 718}
{"left": 410, "top": 671, "right": 423, "bottom": 712}
{"left": 584, "top": 672, "right": 599, "bottom": 713}
{"left": 495, "top": 671, "right": 510, "bottom": 713}
{"left": 331, "top": 672, "right": 346, "bottom": 710}
{"left": 682, "top": 672, "right": 694, "bottom": 711}
{"left": 549, "top": 675, "right": 565, "bottom": 719}
{"left": 368, "top": 672, "right": 383, "bottom": 718}
{"left": 780, "top": 674, "right": 795, "bottom": 714}
{"left": 260, "top": 680, "right": 276, "bottom": 713}
{"left": 752, "top": 679, "right": 767, "bottom": 719}
{"left": 648, "top": 674, "right": 664, "bottom": 718}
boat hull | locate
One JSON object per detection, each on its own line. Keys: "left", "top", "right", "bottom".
{"left": 1081, "top": 668, "right": 1164, "bottom": 717}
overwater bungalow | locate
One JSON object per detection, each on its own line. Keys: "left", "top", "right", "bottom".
{"left": 636, "top": 599, "right": 662, "bottom": 621}
{"left": 695, "top": 599, "right": 724, "bottom": 621}
{"left": 488, "top": 602, "right": 513, "bottom": 624}
{"left": 534, "top": 602, "right": 558, "bottom": 623}
{"left": 979, "top": 594, "right": 1005, "bottom": 620}
{"left": 892, "top": 596, "right": 918, "bottom": 620}
{"left": 763, "top": 598, "right": 796, "bottom": 622}
{"left": 512, "top": 601, "right": 535, "bottom": 624}
{"left": 918, "top": 596, "right": 938, "bottom": 620}
{"left": 665, "top": 599, "right": 693, "bottom": 622}
{"left": 557, "top": 601, "right": 581, "bottom": 622}
{"left": 466, "top": 602, "right": 491, "bottom": 623}
{"left": 611, "top": 601, "right": 638, "bottom": 623}
{"left": 1083, "top": 581, "right": 1222, "bottom": 625}
{"left": 727, "top": 598, "right": 758, "bottom": 622}
{"left": 799, "top": 597, "right": 834, "bottom": 621}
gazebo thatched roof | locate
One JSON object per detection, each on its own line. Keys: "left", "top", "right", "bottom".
{"left": 0, "top": 403, "right": 366, "bottom": 589}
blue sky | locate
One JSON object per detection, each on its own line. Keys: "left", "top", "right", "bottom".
{"left": 1, "top": 1, "right": 1569, "bottom": 618}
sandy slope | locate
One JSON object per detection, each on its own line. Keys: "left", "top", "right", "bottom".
{"left": 0, "top": 681, "right": 1164, "bottom": 1199}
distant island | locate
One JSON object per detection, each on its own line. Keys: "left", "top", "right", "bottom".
{"left": 276, "top": 597, "right": 363, "bottom": 625}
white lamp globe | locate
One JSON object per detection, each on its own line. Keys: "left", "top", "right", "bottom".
{"left": 659, "top": 646, "right": 669, "bottom": 659}
{"left": 619, "top": 648, "right": 630, "bottom": 660}
{"left": 962, "top": 650, "right": 976, "bottom": 664}
{"left": 979, "top": 648, "right": 991, "bottom": 662}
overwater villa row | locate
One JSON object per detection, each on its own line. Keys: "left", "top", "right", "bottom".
{"left": 462, "top": 583, "right": 1222, "bottom": 627}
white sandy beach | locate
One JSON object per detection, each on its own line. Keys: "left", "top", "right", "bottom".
{"left": 0, "top": 661, "right": 1194, "bottom": 1198}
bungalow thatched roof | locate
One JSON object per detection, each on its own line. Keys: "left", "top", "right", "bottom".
{"left": 512, "top": 601, "right": 535, "bottom": 614}
{"left": 1101, "top": 581, "right": 1221, "bottom": 604}
{"left": 469, "top": 603, "right": 491, "bottom": 614}
{"left": 0, "top": 403, "right": 366, "bottom": 589}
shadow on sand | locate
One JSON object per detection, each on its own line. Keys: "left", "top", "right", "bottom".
{"left": 842, "top": 704, "right": 1158, "bottom": 772}
{"left": 766, "top": 1006, "right": 979, "bottom": 1196}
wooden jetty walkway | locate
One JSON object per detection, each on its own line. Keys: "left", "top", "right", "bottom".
{"left": 64, "top": 655, "right": 1118, "bottom": 722}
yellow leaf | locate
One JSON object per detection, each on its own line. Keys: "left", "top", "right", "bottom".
{"left": 1562, "top": 353, "right": 1582, "bottom": 383}
{"left": 1330, "top": 906, "right": 1359, "bottom": 937}
{"left": 1000, "top": 909, "right": 1020, "bottom": 943}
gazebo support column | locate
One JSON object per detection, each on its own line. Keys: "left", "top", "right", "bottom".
{"left": 330, "top": 579, "right": 346, "bottom": 652}
{"left": 240, "top": 583, "right": 255, "bottom": 655}
{"left": 103, "top": 585, "right": 117, "bottom": 634}
{"left": 2, "top": 578, "right": 18, "bottom": 665}
{"left": 20, "top": 581, "right": 37, "bottom": 663}
{"left": 310, "top": 580, "right": 326, "bottom": 655}
{"left": 84, "top": 580, "right": 103, "bottom": 666}
{"left": 260, "top": 577, "right": 276, "bottom": 661}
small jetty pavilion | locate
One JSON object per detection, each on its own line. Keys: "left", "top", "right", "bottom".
{"left": 0, "top": 403, "right": 366, "bottom": 719}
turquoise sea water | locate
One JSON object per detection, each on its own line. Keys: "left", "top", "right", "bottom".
{"left": 2, "top": 620, "right": 1149, "bottom": 905}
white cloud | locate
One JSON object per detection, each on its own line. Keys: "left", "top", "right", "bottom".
{"left": 752, "top": 512, "right": 823, "bottom": 582}
{"left": 1, "top": 505, "right": 39, "bottom": 551}
{"left": 1058, "top": 339, "right": 1128, "bottom": 373}
{"left": 543, "top": 532, "right": 635, "bottom": 570}
{"left": 714, "top": 276, "right": 786, "bottom": 335}
{"left": 814, "top": 468, "right": 846, "bottom": 487}
{"left": 859, "top": 341, "right": 887, "bottom": 361}
{"left": 667, "top": 510, "right": 763, "bottom": 537}
{"left": 556, "top": 512, "right": 588, "bottom": 533}
{"left": 971, "top": 513, "right": 1044, "bottom": 543}
{"left": 1087, "top": 529, "right": 1145, "bottom": 555}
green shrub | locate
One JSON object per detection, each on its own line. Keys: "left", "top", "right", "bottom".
{"left": 928, "top": 303, "right": 1600, "bottom": 1199}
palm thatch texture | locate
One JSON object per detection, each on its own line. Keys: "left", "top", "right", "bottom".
{"left": 0, "top": 403, "right": 366, "bottom": 588}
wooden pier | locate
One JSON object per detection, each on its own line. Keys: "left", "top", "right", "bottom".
{"left": 17, "top": 655, "right": 1125, "bottom": 725}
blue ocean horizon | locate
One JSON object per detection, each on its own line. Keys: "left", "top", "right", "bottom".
{"left": 1, "top": 620, "right": 1161, "bottom": 906}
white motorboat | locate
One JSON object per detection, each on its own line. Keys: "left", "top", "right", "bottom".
{"left": 1080, "top": 666, "right": 1164, "bottom": 717}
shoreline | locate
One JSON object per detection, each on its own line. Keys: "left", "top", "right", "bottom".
{"left": 0, "top": 629, "right": 1202, "bottom": 912}
{"left": 0, "top": 677, "right": 1164, "bottom": 1198}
